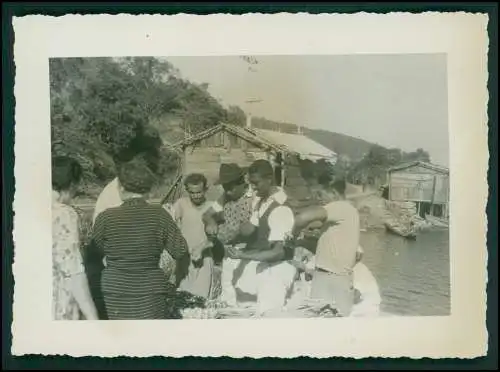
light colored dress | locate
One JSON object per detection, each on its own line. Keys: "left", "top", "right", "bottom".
{"left": 52, "top": 191, "right": 86, "bottom": 320}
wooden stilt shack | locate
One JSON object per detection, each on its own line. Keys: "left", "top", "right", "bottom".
{"left": 387, "top": 161, "right": 450, "bottom": 220}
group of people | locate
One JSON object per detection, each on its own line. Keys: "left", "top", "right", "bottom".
{"left": 52, "top": 153, "right": 381, "bottom": 321}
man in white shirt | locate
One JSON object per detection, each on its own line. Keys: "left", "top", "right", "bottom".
{"left": 291, "top": 178, "right": 360, "bottom": 317}
{"left": 225, "top": 160, "right": 297, "bottom": 315}
{"left": 288, "top": 245, "right": 382, "bottom": 317}
{"left": 92, "top": 177, "right": 122, "bottom": 224}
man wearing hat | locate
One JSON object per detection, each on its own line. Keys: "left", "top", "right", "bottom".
{"left": 203, "top": 163, "right": 255, "bottom": 306}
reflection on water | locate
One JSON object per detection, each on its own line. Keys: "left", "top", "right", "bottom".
{"left": 360, "top": 229, "right": 450, "bottom": 316}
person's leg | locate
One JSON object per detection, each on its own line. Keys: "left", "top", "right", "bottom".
{"left": 310, "top": 270, "right": 354, "bottom": 316}
{"left": 310, "top": 270, "right": 335, "bottom": 305}
{"left": 220, "top": 257, "right": 238, "bottom": 306}
{"left": 256, "top": 262, "right": 296, "bottom": 316}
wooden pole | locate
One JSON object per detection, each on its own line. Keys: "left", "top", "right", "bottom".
{"left": 430, "top": 175, "right": 437, "bottom": 216}
{"left": 387, "top": 171, "right": 392, "bottom": 200}
{"left": 281, "top": 152, "right": 286, "bottom": 187}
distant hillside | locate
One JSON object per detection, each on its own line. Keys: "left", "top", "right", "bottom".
{"left": 250, "top": 116, "right": 375, "bottom": 162}
{"left": 302, "top": 128, "right": 374, "bottom": 162}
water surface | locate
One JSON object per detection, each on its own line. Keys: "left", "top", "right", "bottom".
{"left": 360, "top": 229, "right": 450, "bottom": 316}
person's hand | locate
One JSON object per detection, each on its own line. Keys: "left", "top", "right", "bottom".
{"left": 305, "top": 268, "right": 315, "bottom": 277}
{"left": 284, "top": 232, "right": 297, "bottom": 248}
{"left": 304, "top": 271, "right": 313, "bottom": 281}
{"left": 190, "top": 247, "right": 203, "bottom": 263}
{"left": 226, "top": 246, "right": 242, "bottom": 259}
{"left": 192, "top": 257, "right": 204, "bottom": 268}
{"left": 205, "top": 221, "right": 218, "bottom": 238}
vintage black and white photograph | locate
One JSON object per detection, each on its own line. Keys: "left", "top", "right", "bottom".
{"left": 49, "top": 54, "right": 452, "bottom": 321}
{"left": 12, "top": 12, "right": 489, "bottom": 358}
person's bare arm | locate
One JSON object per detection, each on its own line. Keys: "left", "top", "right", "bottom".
{"left": 202, "top": 198, "right": 225, "bottom": 239}
{"left": 228, "top": 241, "right": 286, "bottom": 263}
{"left": 292, "top": 206, "right": 328, "bottom": 237}
{"left": 65, "top": 209, "right": 98, "bottom": 320}
{"left": 239, "top": 221, "right": 257, "bottom": 238}
{"left": 71, "top": 274, "right": 99, "bottom": 320}
{"left": 202, "top": 207, "right": 225, "bottom": 225}
{"left": 160, "top": 210, "right": 190, "bottom": 286}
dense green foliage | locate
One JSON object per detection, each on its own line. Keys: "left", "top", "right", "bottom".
{"left": 347, "top": 145, "right": 431, "bottom": 185}
{"left": 50, "top": 57, "right": 229, "bottom": 198}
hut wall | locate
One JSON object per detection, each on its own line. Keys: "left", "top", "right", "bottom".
{"left": 432, "top": 173, "right": 449, "bottom": 204}
{"left": 388, "top": 165, "right": 449, "bottom": 206}
{"left": 183, "top": 143, "right": 269, "bottom": 201}
{"left": 389, "top": 171, "right": 435, "bottom": 202}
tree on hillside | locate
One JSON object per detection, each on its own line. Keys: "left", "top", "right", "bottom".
{"left": 50, "top": 57, "right": 184, "bottom": 196}
{"left": 347, "top": 144, "right": 432, "bottom": 187}
{"left": 402, "top": 148, "right": 431, "bottom": 163}
{"left": 170, "top": 79, "right": 227, "bottom": 135}
{"left": 226, "top": 105, "right": 247, "bottom": 126}
{"left": 117, "top": 57, "right": 180, "bottom": 122}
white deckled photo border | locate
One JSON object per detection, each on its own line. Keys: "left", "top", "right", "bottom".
{"left": 11, "top": 12, "right": 489, "bottom": 358}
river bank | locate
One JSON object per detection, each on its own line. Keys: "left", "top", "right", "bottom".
{"left": 348, "top": 192, "right": 440, "bottom": 234}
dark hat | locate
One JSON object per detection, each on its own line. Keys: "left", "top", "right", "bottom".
{"left": 215, "top": 163, "right": 245, "bottom": 185}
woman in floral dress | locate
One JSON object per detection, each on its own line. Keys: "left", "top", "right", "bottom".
{"left": 52, "top": 156, "right": 98, "bottom": 320}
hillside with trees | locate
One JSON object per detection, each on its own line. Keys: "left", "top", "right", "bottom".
{"left": 50, "top": 57, "right": 228, "bottom": 199}
{"left": 50, "top": 56, "right": 432, "bottom": 200}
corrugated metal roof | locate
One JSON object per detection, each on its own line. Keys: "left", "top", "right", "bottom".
{"left": 254, "top": 128, "right": 337, "bottom": 162}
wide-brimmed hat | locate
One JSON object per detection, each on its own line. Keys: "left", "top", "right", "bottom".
{"left": 215, "top": 163, "right": 245, "bottom": 185}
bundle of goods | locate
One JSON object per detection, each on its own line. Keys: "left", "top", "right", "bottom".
{"left": 181, "top": 299, "right": 227, "bottom": 319}
{"left": 180, "top": 307, "right": 221, "bottom": 319}
{"left": 287, "top": 298, "right": 341, "bottom": 318}
{"left": 165, "top": 286, "right": 207, "bottom": 319}
{"left": 214, "top": 305, "right": 256, "bottom": 319}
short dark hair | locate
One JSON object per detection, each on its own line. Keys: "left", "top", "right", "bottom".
{"left": 184, "top": 173, "right": 208, "bottom": 189}
{"left": 52, "top": 156, "right": 82, "bottom": 192}
{"left": 331, "top": 179, "right": 347, "bottom": 196}
{"left": 118, "top": 156, "right": 157, "bottom": 194}
{"left": 248, "top": 159, "right": 274, "bottom": 178}
{"left": 222, "top": 175, "right": 247, "bottom": 192}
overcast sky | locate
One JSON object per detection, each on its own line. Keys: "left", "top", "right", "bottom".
{"left": 166, "top": 54, "right": 449, "bottom": 167}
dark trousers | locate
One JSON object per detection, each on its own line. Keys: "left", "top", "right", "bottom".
{"left": 82, "top": 240, "right": 108, "bottom": 320}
